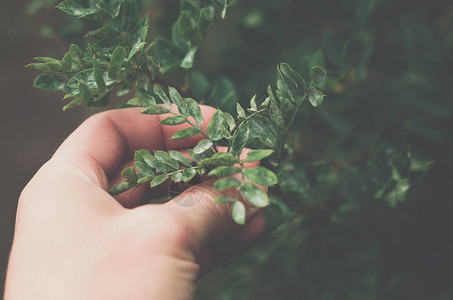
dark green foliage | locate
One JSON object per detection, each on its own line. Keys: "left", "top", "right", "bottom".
{"left": 29, "top": 0, "right": 453, "bottom": 298}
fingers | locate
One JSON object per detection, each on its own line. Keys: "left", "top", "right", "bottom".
{"left": 52, "top": 106, "right": 217, "bottom": 188}
{"left": 196, "top": 210, "right": 266, "bottom": 274}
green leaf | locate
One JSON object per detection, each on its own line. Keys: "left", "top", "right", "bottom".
{"left": 159, "top": 116, "right": 187, "bottom": 125}
{"left": 185, "top": 98, "right": 204, "bottom": 126}
{"left": 172, "top": 171, "right": 183, "bottom": 182}
{"left": 207, "top": 110, "right": 227, "bottom": 141}
{"left": 110, "top": 181, "right": 134, "bottom": 196}
{"left": 153, "top": 85, "right": 172, "bottom": 108}
{"left": 244, "top": 149, "right": 274, "bottom": 162}
{"left": 127, "top": 97, "right": 156, "bottom": 107}
{"left": 311, "top": 66, "right": 327, "bottom": 83}
{"left": 199, "top": 152, "right": 240, "bottom": 167}
{"left": 241, "top": 183, "right": 269, "bottom": 207}
{"left": 236, "top": 103, "right": 246, "bottom": 119}
{"left": 307, "top": 87, "right": 325, "bottom": 107}
{"left": 61, "top": 52, "right": 72, "bottom": 71}
{"left": 209, "top": 166, "right": 241, "bottom": 177}
{"left": 121, "top": 0, "right": 140, "bottom": 33}
{"left": 67, "top": 69, "right": 115, "bottom": 89}
{"left": 154, "top": 151, "right": 179, "bottom": 170}
{"left": 57, "top": 0, "right": 101, "bottom": 18}
{"left": 34, "top": 74, "right": 66, "bottom": 91}
{"left": 141, "top": 105, "right": 170, "bottom": 115}
{"left": 177, "top": 11, "right": 199, "bottom": 42}
{"left": 214, "top": 177, "right": 241, "bottom": 191}
{"left": 63, "top": 97, "right": 84, "bottom": 111}
{"left": 128, "top": 41, "right": 146, "bottom": 61}
{"left": 121, "top": 167, "right": 138, "bottom": 183}
{"left": 231, "top": 201, "right": 246, "bottom": 225}
{"left": 244, "top": 166, "right": 278, "bottom": 186}
{"left": 230, "top": 122, "right": 250, "bottom": 156}
{"left": 137, "top": 174, "right": 152, "bottom": 186}
{"left": 135, "top": 161, "right": 155, "bottom": 177}
{"left": 152, "top": 38, "right": 184, "bottom": 73}
{"left": 169, "top": 151, "right": 193, "bottom": 167}
{"left": 134, "top": 149, "right": 152, "bottom": 162}
{"left": 267, "top": 86, "right": 285, "bottom": 128}
{"left": 279, "top": 63, "right": 306, "bottom": 91}
{"left": 181, "top": 46, "right": 198, "bottom": 69}
{"left": 93, "top": 55, "right": 107, "bottom": 91}
{"left": 181, "top": 168, "right": 197, "bottom": 182}
{"left": 78, "top": 80, "right": 93, "bottom": 101}
{"left": 193, "top": 139, "right": 213, "bottom": 154}
{"left": 151, "top": 174, "right": 169, "bottom": 188}
{"left": 169, "top": 87, "right": 189, "bottom": 116}
{"left": 108, "top": 46, "right": 126, "bottom": 80}
{"left": 214, "top": 196, "right": 236, "bottom": 205}
{"left": 143, "top": 155, "right": 168, "bottom": 173}
{"left": 171, "top": 127, "right": 201, "bottom": 139}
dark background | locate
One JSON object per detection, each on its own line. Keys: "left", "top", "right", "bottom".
{"left": 0, "top": 0, "right": 86, "bottom": 291}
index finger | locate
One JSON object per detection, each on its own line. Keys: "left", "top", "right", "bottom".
{"left": 52, "top": 106, "right": 217, "bottom": 187}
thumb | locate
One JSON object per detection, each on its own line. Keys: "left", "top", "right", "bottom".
{"left": 160, "top": 180, "right": 261, "bottom": 251}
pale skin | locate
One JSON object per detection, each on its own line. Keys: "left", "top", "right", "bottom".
{"left": 4, "top": 106, "right": 265, "bottom": 299}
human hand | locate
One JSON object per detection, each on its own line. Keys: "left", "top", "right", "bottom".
{"left": 4, "top": 107, "right": 266, "bottom": 299}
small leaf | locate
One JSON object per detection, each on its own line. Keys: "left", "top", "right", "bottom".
{"left": 135, "top": 161, "right": 155, "bottom": 176}
{"left": 134, "top": 149, "right": 152, "bottom": 162}
{"left": 159, "top": 116, "right": 187, "bottom": 125}
{"left": 154, "top": 151, "right": 179, "bottom": 170}
{"left": 61, "top": 52, "right": 72, "bottom": 71}
{"left": 141, "top": 105, "right": 170, "bottom": 115}
{"left": 207, "top": 110, "right": 227, "bottom": 141}
{"left": 153, "top": 84, "right": 172, "bottom": 108}
{"left": 180, "top": 46, "right": 198, "bottom": 69}
{"left": 241, "top": 183, "right": 269, "bottom": 207}
{"left": 307, "top": 87, "right": 325, "bottom": 107}
{"left": 244, "top": 166, "right": 278, "bottom": 186}
{"left": 171, "top": 127, "right": 201, "bottom": 139}
{"left": 110, "top": 181, "right": 134, "bottom": 196}
{"left": 250, "top": 95, "right": 258, "bottom": 111}
{"left": 171, "top": 171, "right": 183, "bottom": 182}
{"left": 199, "top": 152, "right": 240, "bottom": 167}
{"left": 78, "top": 80, "right": 93, "bottom": 101}
{"left": 169, "top": 87, "right": 189, "bottom": 116}
{"left": 137, "top": 174, "right": 153, "bottom": 185}
{"left": 311, "top": 66, "right": 327, "bottom": 83}
{"left": 169, "top": 150, "right": 193, "bottom": 167}
{"left": 128, "top": 41, "right": 146, "bottom": 61}
{"left": 230, "top": 123, "right": 250, "bottom": 156}
{"left": 244, "top": 149, "right": 274, "bottom": 162}
{"left": 209, "top": 166, "right": 241, "bottom": 177}
{"left": 267, "top": 86, "right": 285, "bottom": 128}
{"left": 34, "top": 74, "right": 66, "bottom": 91}
{"left": 121, "top": 167, "right": 138, "bottom": 183}
{"left": 181, "top": 168, "right": 197, "bottom": 182}
{"left": 93, "top": 55, "right": 106, "bottom": 91}
{"left": 279, "top": 63, "right": 306, "bottom": 91}
{"left": 108, "top": 46, "right": 126, "bottom": 80}
{"left": 214, "top": 177, "right": 241, "bottom": 191}
{"left": 231, "top": 201, "right": 246, "bottom": 225}
{"left": 143, "top": 155, "right": 168, "bottom": 173}
{"left": 151, "top": 174, "right": 169, "bottom": 187}
{"left": 236, "top": 103, "right": 246, "bottom": 119}
{"left": 185, "top": 98, "right": 204, "bottom": 126}
{"left": 63, "top": 97, "right": 84, "bottom": 111}
{"left": 214, "top": 196, "right": 236, "bottom": 204}
{"left": 193, "top": 139, "right": 213, "bottom": 154}
{"left": 127, "top": 97, "right": 156, "bottom": 107}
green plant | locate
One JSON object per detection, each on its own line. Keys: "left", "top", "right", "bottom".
{"left": 27, "top": 0, "right": 326, "bottom": 224}
{"left": 28, "top": 0, "right": 453, "bottom": 298}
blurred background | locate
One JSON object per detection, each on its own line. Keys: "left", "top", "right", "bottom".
{"left": 1, "top": 0, "right": 453, "bottom": 298}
